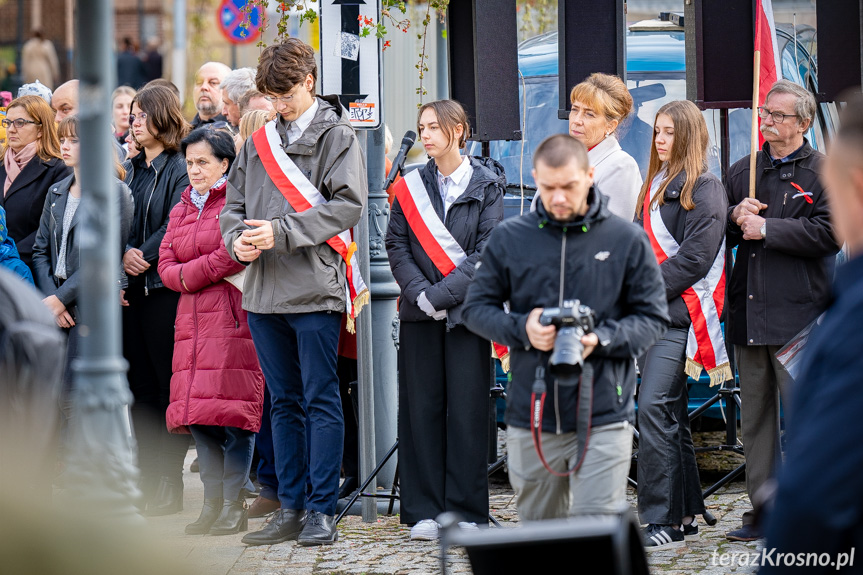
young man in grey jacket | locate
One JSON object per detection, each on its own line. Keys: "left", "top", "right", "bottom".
{"left": 220, "top": 38, "right": 366, "bottom": 546}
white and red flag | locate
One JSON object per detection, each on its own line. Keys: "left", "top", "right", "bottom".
{"left": 754, "top": 0, "right": 783, "bottom": 147}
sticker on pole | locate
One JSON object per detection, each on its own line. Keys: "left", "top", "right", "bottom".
{"left": 320, "top": 0, "right": 382, "bottom": 129}
{"left": 218, "top": 0, "right": 263, "bottom": 45}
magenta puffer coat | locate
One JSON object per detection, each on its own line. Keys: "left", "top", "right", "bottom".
{"left": 158, "top": 181, "right": 264, "bottom": 434}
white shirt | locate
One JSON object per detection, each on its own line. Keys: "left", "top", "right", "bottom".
{"left": 437, "top": 156, "right": 473, "bottom": 217}
{"left": 286, "top": 98, "right": 319, "bottom": 144}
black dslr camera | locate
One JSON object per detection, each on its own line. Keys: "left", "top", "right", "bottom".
{"left": 539, "top": 300, "right": 596, "bottom": 378}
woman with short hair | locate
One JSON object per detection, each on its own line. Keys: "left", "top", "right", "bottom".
{"left": 635, "top": 100, "right": 728, "bottom": 549}
{"left": 531, "top": 73, "right": 642, "bottom": 220}
{"left": 159, "top": 128, "right": 264, "bottom": 535}
{"left": 122, "top": 84, "right": 191, "bottom": 515}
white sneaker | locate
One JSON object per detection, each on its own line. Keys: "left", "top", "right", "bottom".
{"left": 458, "top": 522, "right": 479, "bottom": 530}
{"left": 410, "top": 519, "right": 440, "bottom": 541}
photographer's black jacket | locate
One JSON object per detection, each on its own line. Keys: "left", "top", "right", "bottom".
{"left": 463, "top": 190, "right": 669, "bottom": 433}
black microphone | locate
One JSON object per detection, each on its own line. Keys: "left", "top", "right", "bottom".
{"left": 382, "top": 130, "right": 416, "bottom": 190}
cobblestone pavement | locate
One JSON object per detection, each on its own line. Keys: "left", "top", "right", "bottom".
{"left": 145, "top": 435, "right": 760, "bottom": 575}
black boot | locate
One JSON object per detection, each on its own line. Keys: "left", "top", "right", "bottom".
{"left": 210, "top": 497, "right": 249, "bottom": 535}
{"left": 241, "top": 509, "right": 307, "bottom": 546}
{"left": 185, "top": 497, "right": 224, "bottom": 535}
{"left": 145, "top": 476, "right": 184, "bottom": 516}
{"left": 297, "top": 510, "right": 338, "bottom": 546}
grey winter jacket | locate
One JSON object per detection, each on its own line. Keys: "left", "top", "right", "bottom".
{"left": 386, "top": 156, "right": 505, "bottom": 329}
{"left": 220, "top": 95, "right": 366, "bottom": 314}
{"left": 32, "top": 174, "right": 134, "bottom": 309}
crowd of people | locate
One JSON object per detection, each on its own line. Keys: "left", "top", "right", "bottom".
{"left": 1, "top": 33, "right": 860, "bottom": 565}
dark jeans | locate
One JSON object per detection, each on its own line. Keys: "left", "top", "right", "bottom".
{"left": 191, "top": 425, "right": 255, "bottom": 501}
{"left": 398, "top": 321, "right": 490, "bottom": 525}
{"left": 255, "top": 385, "right": 278, "bottom": 501}
{"left": 123, "top": 286, "right": 190, "bottom": 489}
{"left": 247, "top": 311, "right": 343, "bottom": 516}
{"left": 637, "top": 327, "right": 705, "bottom": 525}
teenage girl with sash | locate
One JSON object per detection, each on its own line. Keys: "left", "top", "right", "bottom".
{"left": 634, "top": 100, "right": 729, "bottom": 549}
{"left": 386, "top": 100, "right": 504, "bottom": 540}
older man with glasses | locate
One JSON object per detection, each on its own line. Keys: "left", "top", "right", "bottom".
{"left": 723, "top": 79, "right": 839, "bottom": 542}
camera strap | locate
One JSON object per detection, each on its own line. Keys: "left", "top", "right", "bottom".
{"left": 530, "top": 363, "right": 594, "bottom": 477}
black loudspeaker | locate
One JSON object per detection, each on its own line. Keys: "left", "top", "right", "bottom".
{"left": 816, "top": 0, "right": 863, "bottom": 102}
{"left": 439, "top": 512, "right": 649, "bottom": 575}
{"left": 685, "top": 0, "right": 754, "bottom": 109}
{"left": 557, "top": 0, "right": 626, "bottom": 120}
{"left": 447, "top": 0, "right": 521, "bottom": 142}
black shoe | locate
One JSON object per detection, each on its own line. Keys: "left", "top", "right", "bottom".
{"left": 241, "top": 509, "right": 307, "bottom": 546}
{"left": 338, "top": 477, "right": 358, "bottom": 500}
{"left": 683, "top": 519, "right": 698, "bottom": 540}
{"left": 643, "top": 524, "right": 684, "bottom": 550}
{"left": 297, "top": 510, "right": 338, "bottom": 546}
{"left": 185, "top": 497, "right": 224, "bottom": 535}
{"left": 145, "top": 476, "right": 184, "bottom": 516}
{"left": 726, "top": 524, "right": 761, "bottom": 542}
{"left": 210, "top": 498, "right": 249, "bottom": 535}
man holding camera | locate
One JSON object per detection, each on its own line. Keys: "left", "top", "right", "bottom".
{"left": 463, "top": 134, "right": 668, "bottom": 520}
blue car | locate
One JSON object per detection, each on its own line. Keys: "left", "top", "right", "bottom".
{"left": 481, "top": 15, "right": 838, "bottom": 423}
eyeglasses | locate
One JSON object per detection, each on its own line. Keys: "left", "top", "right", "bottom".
{"left": 128, "top": 112, "right": 148, "bottom": 125}
{"left": 757, "top": 107, "right": 799, "bottom": 124}
{"left": 1, "top": 118, "right": 41, "bottom": 129}
{"left": 264, "top": 85, "right": 304, "bottom": 105}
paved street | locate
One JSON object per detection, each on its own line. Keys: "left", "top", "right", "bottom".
{"left": 140, "top": 434, "right": 760, "bottom": 575}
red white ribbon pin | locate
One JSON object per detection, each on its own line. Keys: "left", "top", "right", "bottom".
{"left": 790, "top": 182, "right": 813, "bottom": 204}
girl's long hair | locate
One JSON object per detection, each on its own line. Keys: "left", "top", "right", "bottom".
{"left": 636, "top": 99, "right": 708, "bottom": 218}
{"left": 57, "top": 115, "right": 126, "bottom": 180}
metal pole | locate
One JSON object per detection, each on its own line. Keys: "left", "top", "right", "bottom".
{"left": 367, "top": 122, "right": 399, "bottom": 490}
{"left": 61, "top": 0, "right": 141, "bottom": 521}
{"left": 356, "top": 130, "right": 377, "bottom": 522}
{"left": 172, "top": 0, "right": 187, "bottom": 104}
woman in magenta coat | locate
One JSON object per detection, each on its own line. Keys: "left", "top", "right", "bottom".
{"left": 158, "top": 128, "right": 264, "bottom": 536}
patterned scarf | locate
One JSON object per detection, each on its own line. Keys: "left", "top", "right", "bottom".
{"left": 3, "top": 141, "right": 38, "bottom": 196}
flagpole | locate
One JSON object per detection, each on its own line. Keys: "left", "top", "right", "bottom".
{"left": 749, "top": 48, "right": 760, "bottom": 199}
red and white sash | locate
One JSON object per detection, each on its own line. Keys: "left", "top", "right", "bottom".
{"left": 393, "top": 169, "right": 511, "bottom": 371}
{"left": 252, "top": 120, "right": 369, "bottom": 333}
{"left": 643, "top": 173, "right": 732, "bottom": 386}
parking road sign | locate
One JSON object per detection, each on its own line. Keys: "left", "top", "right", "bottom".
{"left": 219, "top": 0, "right": 263, "bottom": 45}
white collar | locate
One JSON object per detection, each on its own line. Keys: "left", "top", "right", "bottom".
{"left": 438, "top": 156, "right": 471, "bottom": 185}
{"left": 588, "top": 134, "right": 622, "bottom": 164}
{"left": 292, "top": 98, "right": 319, "bottom": 138}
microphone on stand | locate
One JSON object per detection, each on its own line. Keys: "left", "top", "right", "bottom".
{"left": 382, "top": 130, "right": 417, "bottom": 190}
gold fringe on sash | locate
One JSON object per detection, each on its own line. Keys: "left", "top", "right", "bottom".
{"left": 345, "top": 288, "right": 371, "bottom": 334}
{"left": 685, "top": 358, "right": 733, "bottom": 387}
{"left": 491, "top": 342, "right": 511, "bottom": 373}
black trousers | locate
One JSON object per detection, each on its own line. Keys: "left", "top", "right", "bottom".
{"left": 398, "top": 321, "right": 490, "bottom": 525}
{"left": 636, "top": 327, "right": 705, "bottom": 525}
{"left": 122, "top": 286, "right": 190, "bottom": 492}
{"left": 338, "top": 356, "right": 359, "bottom": 481}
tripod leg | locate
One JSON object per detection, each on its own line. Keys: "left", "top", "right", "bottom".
{"left": 488, "top": 513, "right": 502, "bottom": 528}
{"left": 387, "top": 461, "right": 399, "bottom": 516}
{"left": 336, "top": 439, "right": 400, "bottom": 524}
